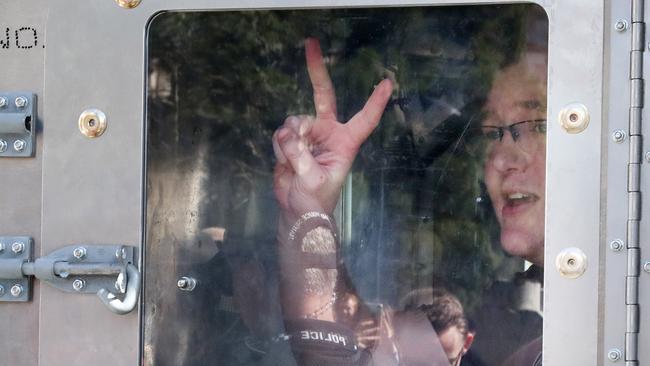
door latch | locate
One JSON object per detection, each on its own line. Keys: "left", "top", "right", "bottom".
{"left": 0, "top": 93, "right": 36, "bottom": 157}
{"left": 0, "top": 237, "right": 140, "bottom": 315}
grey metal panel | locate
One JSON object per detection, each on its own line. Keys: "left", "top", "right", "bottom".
{"left": 544, "top": 5, "right": 603, "bottom": 366}
{"left": 604, "top": 0, "right": 632, "bottom": 363}
{"left": 41, "top": 0, "right": 602, "bottom": 365}
{"left": 0, "top": 1, "right": 48, "bottom": 366}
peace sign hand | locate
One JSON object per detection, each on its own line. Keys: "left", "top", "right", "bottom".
{"left": 273, "top": 38, "right": 393, "bottom": 222}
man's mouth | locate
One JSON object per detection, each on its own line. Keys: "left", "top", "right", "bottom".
{"left": 504, "top": 192, "right": 538, "bottom": 208}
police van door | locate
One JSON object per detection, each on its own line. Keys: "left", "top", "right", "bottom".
{"left": 1, "top": 1, "right": 641, "bottom": 365}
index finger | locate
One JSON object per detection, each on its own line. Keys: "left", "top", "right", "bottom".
{"left": 305, "top": 38, "right": 338, "bottom": 121}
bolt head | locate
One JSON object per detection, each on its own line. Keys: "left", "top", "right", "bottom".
{"left": 72, "top": 279, "right": 86, "bottom": 291}
{"left": 0, "top": 140, "right": 7, "bottom": 153}
{"left": 177, "top": 279, "right": 188, "bottom": 289}
{"left": 11, "top": 242, "right": 25, "bottom": 254}
{"left": 0, "top": 242, "right": 5, "bottom": 253}
{"left": 615, "top": 20, "right": 628, "bottom": 32}
{"left": 10, "top": 284, "right": 23, "bottom": 297}
{"left": 612, "top": 130, "right": 626, "bottom": 143}
{"left": 643, "top": 261, "right": 650, "bottom": 273}
{"left": 0, "top": 285, "right": 4, "bottom": 297}
{"left": 0, "top": 97, "right": 7, "bottom": 108}
{"left": 607, "top": 348, "right": 622, "bottom": 362}
{"left": 14, "top": 96, "right": 28, "bottom": 108}
{"left": 645, "top": 151, "right": 650, "bottom": 163}
{"left": 72, "top": 247, "right": 87, "bottom": 260}
{"left": 610, "top": 239, "right": 624, "bottom": 252}
{"left": 13, "top": 139, "right": 26, "bottom": 152}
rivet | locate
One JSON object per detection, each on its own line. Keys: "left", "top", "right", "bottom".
{"left": 11, "top": 241, "right": 25, "bottom": 254}
{"left": 14, "top": 96, "right": 28, "bottom": 108}
{"left": 607, "top": 348, "right": 622, "bottom": 362}
{"left": 10, "top": 284, "right": 23, "bottom": 297}
{"left": 72, "top": 247, "right": 87, "bottom": 260}
{"left": 615, "top": 19, "right": 628, "bottom": 32}
{"left": 643, "top": 261, "right": 650, "bottom": 273}
{"left": 612, "top": 130, "right": 626, "bottom": 143}
{"left": 555, "top": 247, "right": 587, "bottom": 279}
{"left": 72, "top": 279, "right": 86, "bottom": 292}
{"left": 78, "top": 109, "right": 107, "bottom": 138}
{"left": 13, "top": 139, "right": 26, "bottom": 152}
{"left": 0, "top": 97, "right": 7, "bottom": 108}
{"left": 0, "top": 285, "right": 4, "bottom": 297}
{"left": 177, "top": 276, "right": 197, "bottom": 291}
{"left": 559, "top": 103, "right": 590, "bottom": 133}
{"left": 610, "top": 239, "right": 624, "bottom": 252}
{"left": 115, "top": 0, "right": 141, "bottom": 8}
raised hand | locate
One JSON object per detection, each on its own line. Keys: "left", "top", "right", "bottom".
{"left": 273, "top": 38, "right": 393, "bottom": 220}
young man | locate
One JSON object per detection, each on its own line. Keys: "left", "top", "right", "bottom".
{"left": 272, "top": 38, "right": 546, "bottom": 365}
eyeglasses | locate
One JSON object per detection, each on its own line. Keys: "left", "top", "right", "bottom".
{"left": 469, "top": 118, "right": 547, "bottom": 157}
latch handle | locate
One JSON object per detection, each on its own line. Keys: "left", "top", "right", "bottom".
{"left": 97, "top": 263, "right": 140, "bottom": 315}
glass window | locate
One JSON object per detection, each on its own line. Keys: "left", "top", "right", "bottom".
{"left": 144, "top": 5, "right": 548, "bottom": 366}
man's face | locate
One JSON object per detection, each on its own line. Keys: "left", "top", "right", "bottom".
{"left": 438, "top": 326, "right": 473, "bottom": 366}
{"left": 483, "top": 61, "right": 547, "bottom": 266}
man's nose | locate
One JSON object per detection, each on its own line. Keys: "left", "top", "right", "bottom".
{"left": 488, "top": 136, "right": 527, "bottom": 172}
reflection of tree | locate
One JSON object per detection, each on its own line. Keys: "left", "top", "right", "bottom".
{"left": 146, "top": 5, "right": 539, "bottom": 364}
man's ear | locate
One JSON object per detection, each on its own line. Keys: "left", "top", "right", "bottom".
{"left": 463, "top": 332, "right": 475, "bottom": 352}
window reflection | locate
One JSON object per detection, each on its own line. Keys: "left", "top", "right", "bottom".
{"left": 145, "top": 5, "right": 547, "bottom": 366}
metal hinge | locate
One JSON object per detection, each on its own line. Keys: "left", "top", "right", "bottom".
{"left": 0, "top": 237, "right": 140, "bottom": 315}
{"left": 624, "top": 1, "right": 644, "bottom": 365}
{"left": 0, "top": 92, "right": 36, "bottom": 157}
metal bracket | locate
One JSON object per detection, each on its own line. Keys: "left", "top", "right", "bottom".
{"left": 0, "top": 237, "right": 33, "bottom": 302}
{"left": 0, "top": 92, "right": 36, "bottom": 157}
{"left": 0, "top": 238, "right": 140, "bottom": 314}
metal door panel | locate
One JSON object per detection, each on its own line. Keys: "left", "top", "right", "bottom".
{"left": 38, "top": 1, "right": 603, "bottom": 365}
{"left": 0, "top": 2, "right": 48, "bottom": 365}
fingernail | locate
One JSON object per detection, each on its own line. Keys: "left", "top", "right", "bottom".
{"left": 273, "top": 139, "right": 287, "bottom": 164}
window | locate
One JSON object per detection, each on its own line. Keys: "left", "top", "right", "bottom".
{"left": 145, "top": 5, "right": 548, "bottom": 365}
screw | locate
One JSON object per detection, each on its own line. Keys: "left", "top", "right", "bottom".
{"left": 13, "top": 139, "right": 26, "bottom": 152}
{"left": 72, "top": 279, "right": 86, "bottom": 291}
{"left": 0, "top": 285, "right": 4, "bottom": 296}
{"left": 0, "top": 139, "right": 7, "bottom": 153}
{"left": 10, "top": 284, "right": 23, "bottom": 297}
{"left": 645, "top": 151, "right": 650, "bottom": 163}
{"left": 11, "top": 241, "right": 25, "bottom": 254}
{"left": 0, "top": 242, "right": 5, "bottom": 253}
{"left": 612, "top": 130, "right": 627, "bottom": 143}
{"left": 72, "top": 247, "right": 87, "bottom": 260}
{"left": 115, "top": 246, "right": 127, "bottom": 260}
{"left": 615, "top": 20, "right": 628, "bottom": 32}
{"left": 0, "top": 97, "right": 7, "bottom": 108}
{"left": 177, "top": 276, "right": 196, "bottom": 291}
{"left": 610, "top": 239, "right": 624, "bottom": 252}
{"left": 643, "top": 261, "right": 650, "bottom": 273}
{"left": 607, "top": 348, "right": 622, "bottom": 362}
{"left": 14, "top": 96, "right": 28, "bottom": 108}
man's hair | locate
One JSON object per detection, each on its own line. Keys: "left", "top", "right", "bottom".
{"left": 417, "top": 288, "right": 468, "bottom": 337}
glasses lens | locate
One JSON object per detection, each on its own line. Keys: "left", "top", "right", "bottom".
{"left": 466, "top": 119, "right": 546, "bottom": 159}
